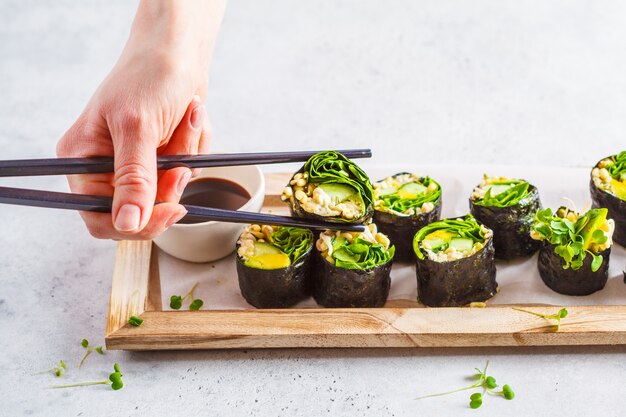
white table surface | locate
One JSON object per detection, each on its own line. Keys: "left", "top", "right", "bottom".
{"left": 1, "top": 1, "right": 625, "bottom": 416}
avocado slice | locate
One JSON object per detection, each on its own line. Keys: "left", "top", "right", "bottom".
{"left": 244, "top": 242, "right": 291, "bottom": 269}
{"left": 449, "top": 238, "right": 474, "bottom": 251}
{"left": 578, "top": 209, "right": 608, "bottom": 251}
{"left": 422, "top": 230, "right": 456, "bottom": 251}
{"left": 611, "top": 178, "right": 626, "bottom": 200}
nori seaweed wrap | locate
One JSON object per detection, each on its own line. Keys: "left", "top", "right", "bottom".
{"left": 413, "top": 215, "right": 497, "bottom": 307}
{"left": 530, "top": 206, "right": 615, "bottom": 295}
{"left": 469, "top": 175, "right": 541, "bottom": 259}
{"left": 313, "top": 224, "right": 395, "bottom": 307}
{"left": 373, "top": 173, "right": 442, "bottom": 262}
{"left": 590, "top": 151, "right": 626, "bottom": 247}
{"left": 236, "top": 225, "right": 314, "bottom": 308}
{"left": 281, "top": 151, "right": 374, "bottom": 224}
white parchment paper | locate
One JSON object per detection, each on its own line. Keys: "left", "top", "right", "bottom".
{"left": 158, "top": 165, "right": 626, "bottom": 310}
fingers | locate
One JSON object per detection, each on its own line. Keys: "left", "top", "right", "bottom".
{"left": 78, "top": 203, "right": 187, "bottom": 240}
{"left": 109, "top": 113, "right": 160, "bottom": 234}
{"left": 161, "top": 95, "right": 205, "bottom": 156}
{"left": 198, "top": 108, "right": 213, "bottom": 154}
{"left": 161, "top": 96, "right": 207, "bottom": 178}
{"left": 156, "top": 167, "right": 192, "bottom": 203}
{"left": 57, "top": 96, "right": 206, "bottom": 240}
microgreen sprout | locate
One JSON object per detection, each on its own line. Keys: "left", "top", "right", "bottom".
{"left": 50, "top": 363, "right": 124, "bottom": 391}
{"left": 78, "top": 339, "right": 104, "bottom": 368}
{"left": 415, "top": 360, "right": 514, "bottom": 409}
{"left": 128, "top": 315, "right": 144, "bottom": 327}
{"left": 170, "top": 282, "right": 204, "bottom": 311}
{"left": 513, "top": 307, "right": 568, "bottom": 331}
{"left": 34, "top": 360, "right": 67, "bottom": 377}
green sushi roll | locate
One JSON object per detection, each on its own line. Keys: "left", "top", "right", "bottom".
{"left": 469, "top": 175, "right": 541, "bottom": 259}
{"left": 590, "top": 152, "right": 626, "bottom": 247}
{"left": 281, "top": 151, "right": 374, "bottom": 224}
{"left": 530, "top": 206, "right": 614, "bottom": 295}
{"left": 373, "top": 173, "right": 442, "bottom": 261}
{"left": 413, "top": 215, "right": 497, "bottom": 307}
{"left": 236, "top": 224, "right": 314, "bottom": 308}
{"left": 313, "top": 224, "right": 395, "bottom": 307}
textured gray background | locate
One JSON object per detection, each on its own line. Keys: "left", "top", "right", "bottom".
{"left": 1, "top": 1, "right": 625, "bottom": 416}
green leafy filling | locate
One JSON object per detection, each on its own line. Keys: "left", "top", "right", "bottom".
{"left": 329, "top": 235, "right": 394, "bottom": 270}
{"left": 302, "top": 151, "right": 373, "bottom": 219}
{"left": 474, "top": 179, "right": 531, "bottom": 208}
{"left": 269, "top": 226, "right": 313, "bottom": 263}
{"left": 377, "top": 176, "right": 441, "bottom": 214}
{"left": 413, "top": 215, "right": 487, "bottom": 260}
{"left": 606, "top": 151, "right": 626, "bottom": 180}
{"left": 530, "top": 207, "right": 611, "bottom": 272}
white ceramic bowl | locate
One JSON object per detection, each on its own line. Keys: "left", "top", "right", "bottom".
{"left": 153, "top": 165, "right": 265, "bottom": 263}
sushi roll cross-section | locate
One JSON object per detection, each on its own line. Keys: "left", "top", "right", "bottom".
{"left": 530, "top": 206, "right": 614, "bottom": 295}
{"left": 313, "top": 223, "right": 395, "bottom": 307}
{"left": 282, "top": 151, "right": 374, "bottom": 223}
{"left": 373, "top": 173, "right": 442, "bottom": 261}
{"left": 590, "top": 151, "right": 626, "bottom": 246}
{"left": 470, "top": 175, "right": 541, "bottom": 259}
{"left": 236, "top": 224, "right": 314, "bottom": 308}
{"left": 413, "top": 215, "right": 497, "bottom": 307}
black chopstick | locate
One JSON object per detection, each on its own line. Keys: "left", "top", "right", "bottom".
{"left": 0, "top": 186, "right": 367, "bottom": 232}
{"left": 0, "top": 149, "right": 372, "bottom": 177}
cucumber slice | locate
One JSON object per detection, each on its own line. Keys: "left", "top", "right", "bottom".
{"left": 399, "top": 182, "right": 427, "bottom": 196}
{"left": 244, "top": 242, "right": 291, "bottom": 269}
{"left": 318, "top": 183, "right": 358, "bottom": 204}
{"left": 449, "top": 238, "right": 474, "bottom": 251}
{"left": 487, "top": 184, "right": 512, "bottom": 197}
{"left": 422, "top": 237, "right": 447, "bottom": 251}
{"left": 378, "top": 187, "right": 397, "bottom": 197}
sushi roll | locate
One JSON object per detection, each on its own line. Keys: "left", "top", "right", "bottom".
{"left": 313, "top": 223, "right": 395, "bottom": 307}
{"left": 281, "top": 151, "right": 374, "bottom": 224}
{"left": 373, "top": 173, "right": 442, "bottom": 261}
{"left": 236, "top": 224, "right": 314, "bottom": 308}
{"left": 469, "top": 175, "right": 541, "bottom": 259}
{"left": 530, "top": 206, "right": 614, "bottom": 295}
{"left": 413, "top": 215, "right": 497, "bottom": 307}
{"left": 590, "top": 152, "right": 626, "bottom": 247}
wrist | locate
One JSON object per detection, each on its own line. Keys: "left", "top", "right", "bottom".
{"left": 127, "top": 0, "right": 226, "bottom": 73}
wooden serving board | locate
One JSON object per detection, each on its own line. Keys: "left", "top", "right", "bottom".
{"left": 105, "top": 172, "right": 626, "bottom": 350}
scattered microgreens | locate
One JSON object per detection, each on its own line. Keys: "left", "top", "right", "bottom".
{"left": 127, "top": 290, "right": 144, "bottom": 327}
{"left": 513, "top": 307, "right": 568, "bottom": 331}
{"left": 34, "top": 360, "right": 67, "bottom": 377}
{"left": 50, "top": 363, "right": 124, "bottom": 391}
{"left": 78, "top": 339, "right": 104, "bottom": 368}
{"left": 415, "top": 361, "right": 514, "bottom": 409}
{"left": 128, "top": 315, "right": 144, "bottom": 327}
{"left": 170, "top": 282, "right": 204, "bottom": 311}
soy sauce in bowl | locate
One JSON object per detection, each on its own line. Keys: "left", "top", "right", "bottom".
{"left": 179, "top": 177, "right": 251, "bottom": 224}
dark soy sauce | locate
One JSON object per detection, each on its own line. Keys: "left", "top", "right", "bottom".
{"left": 178, "top": 177, "right": 251, "bottom": 224}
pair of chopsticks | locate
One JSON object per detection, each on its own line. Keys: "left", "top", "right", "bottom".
{"left": 0, "top": 149, "right": 372, "bottom": 232}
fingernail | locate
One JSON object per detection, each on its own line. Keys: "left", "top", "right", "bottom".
{"left": 190, "top": 104, "right": 205, "bottom": 131}
{"left": 177, "top": 170, "right": 192, "bottom": 196}
{"left": 114, "top": 204, "right": 141, "bottom": 232}
{"left": 166, "top": 210, "right": 187, "bottom": 228}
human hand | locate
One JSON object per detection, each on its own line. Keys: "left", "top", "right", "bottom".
{"left": 56, "top": 0, "right": 224, "bottom": 240}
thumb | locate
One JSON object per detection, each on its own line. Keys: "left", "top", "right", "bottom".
{"left": 111, "top": 123, "right": 158, "bottom": 233}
